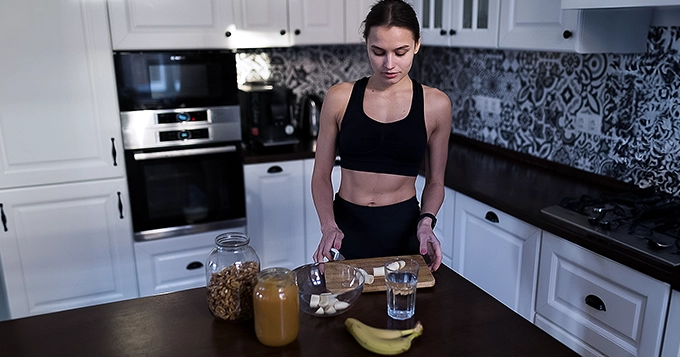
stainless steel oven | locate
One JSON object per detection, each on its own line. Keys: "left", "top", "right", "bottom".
{"left": 121, "top": 106, "right": 245, "bottom": 241}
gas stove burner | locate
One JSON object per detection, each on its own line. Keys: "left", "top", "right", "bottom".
{"left": 542, "top": 187, "right": 680, "bottom": 267}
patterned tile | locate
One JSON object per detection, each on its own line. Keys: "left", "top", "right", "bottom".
{"left": 236, "top": 26, "right": 680, "bottom": 195}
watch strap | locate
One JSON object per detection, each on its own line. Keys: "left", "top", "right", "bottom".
{"left": 418, "top": 212, "right": 437, "bottom": 229}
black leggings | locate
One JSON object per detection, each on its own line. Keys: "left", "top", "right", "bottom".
{"left": 334, "top": 194, "right": 421, "bottom": 260}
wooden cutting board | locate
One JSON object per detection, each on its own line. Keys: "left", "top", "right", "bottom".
{"left": 328, "top": 255, "right": 435, "bottom": 293}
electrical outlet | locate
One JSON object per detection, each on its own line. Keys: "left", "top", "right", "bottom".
{"left": 474, "top": 95, "right": 501, "bottom": 115}
{"left": 575, "top": 113, "right": 602, "bottom": 135}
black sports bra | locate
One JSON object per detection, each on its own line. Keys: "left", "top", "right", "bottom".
{"left": 338, "top": 77, "right": 427, "bottom": 177}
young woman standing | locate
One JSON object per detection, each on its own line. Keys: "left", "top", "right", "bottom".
{"left": 311, "top": 0, "right": 452, "bottom": 271}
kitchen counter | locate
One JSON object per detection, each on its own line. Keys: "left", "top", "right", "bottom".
{"left": 0, "top": 265, "right": 576, "bottom": 357}
{"left": 243, "top": 135, "right": 680, "bottom": 289}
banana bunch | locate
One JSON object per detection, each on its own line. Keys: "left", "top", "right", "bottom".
{"left": 345, "top": 317, "right": 424, "bottom": 355}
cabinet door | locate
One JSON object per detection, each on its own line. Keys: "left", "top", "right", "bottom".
{"left": 289, "top": 0, "right": 345, "bottom": 45}
{"left": 244, "top": 160, "right": 305, "bottom": 270}
{"left": 134, "top": 229, "right": 243, "bottom": 297}
{"left": 662, "top": 290, "right": 680, "bottom": 357}
{"left": 0, "top": 179, "right": 138, "bottom": 319}
{"left": 345, "top": 0, "right": 375, "bottom": 44}
{"left": 108, "top": 0, "right": 237, "bottom": 50}
{"left": 415, "top": 176, "right": 455, "bottom": 268}
{"left": 498, "top": 0, "right": 651, "bottom": 53}
{"left": 231, "top": 0, "right": 290, "bottom": 48}
{"left": 0, "top": 0, "right": 125, "bottom": 189}
{"left": 498, "top": 0, "right": 579, "bottom": 51}
{"left": 452, "top": 193, "right": 540, "bottom": 321}
{"left": 417, "top": 0, "right": 500, "bottom": 48}
{"left": 416, "top": 0, "right": 454, "bottom": 46}
{"left": 303, "top": 158, "right": 341, "bottom": 264}
{"left": 536, "top": 232, "right": 670, "bottom": 357}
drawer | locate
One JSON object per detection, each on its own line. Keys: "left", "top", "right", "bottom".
{"left": 134, "top": 230, "right": 237, "bottom": 297}
{"left": 536, "top": 232, "right": 670, "bottom": 357}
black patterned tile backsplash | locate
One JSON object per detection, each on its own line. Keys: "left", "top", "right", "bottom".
{"left": 236, "top": 27, "right": 680, "bottom": 195}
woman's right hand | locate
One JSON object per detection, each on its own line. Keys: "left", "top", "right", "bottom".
{"left": 313, "top": 225, "right": 344, "bottom": 263}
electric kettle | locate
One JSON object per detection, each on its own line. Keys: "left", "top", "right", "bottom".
{"left": 300, "top": 94, "right": 322, "bottom": 139}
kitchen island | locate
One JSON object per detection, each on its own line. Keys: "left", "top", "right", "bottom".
{"left": 0, "top": 264, "right": 576, "bottom": 356}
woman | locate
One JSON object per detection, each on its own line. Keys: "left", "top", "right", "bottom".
{"left": 311, "top": 0, "right": 451, "bottom": 272}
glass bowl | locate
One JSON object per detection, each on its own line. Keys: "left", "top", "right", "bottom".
{"left": 293, "top": 262, "right": 364, "bottom": 317}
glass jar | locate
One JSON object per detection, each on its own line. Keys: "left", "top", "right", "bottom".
{"left": 205, "top": 232, "right": 260, "bottom": 321}
{"left": 253, "top": 267, "right": 299, "bottom": 347}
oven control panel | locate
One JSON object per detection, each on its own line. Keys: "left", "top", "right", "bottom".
{"left": 157, "top": 110, "right": 208, "bottom": 124}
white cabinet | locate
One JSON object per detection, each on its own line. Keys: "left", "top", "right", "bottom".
{"left": 108, "top": 0, "right": 238, "bottom": 50}
{"left": 288, "top": 0, "right": 345, "bottom": 46}
{"left": 230, "top": 0, "right": 290, "bottom": 48}
{"left": 0, "top": 179, "right": 139, "bottom": 319}
{"left": 562, "top": 0, "right": 680, "bottom": 9}
{"left": 662, "top": 290, "right": 680, "bottom": 357}
{"left": 345, "top": 0, "right": 376, "bottom": 44}
{"left": 535, "top": 231, "right": 670, "bottom": 357}
{"left": 229, "top": 0, "right": 345, "bottom": 48}
{"left": 244, "top": 160, "right": 306, "bottom": 270}
{"left": 415, "top": 0, "right": 501, "bottom": 48}
{"left": 498, "top": 0, "right": 653, "bottom": 53}
{"left": 415, "top": 176, "right": 455, "bottom": 269}
{"left": 0, "top": 0, "right": 138, "bottom": 320}
{"left": 303, "top": 158, "right": 341, "bottom": 264}
{"left": 0, "top": 0, "right": 125, "bottom": 189}
{"left": 452, "top": 193, "right": 540, "bottom": 321}
{"left": 134, "top": 228, "right": 244, "bottom": 297}
{"left": 108, "top": 0, "right": 345, "bottom": 50}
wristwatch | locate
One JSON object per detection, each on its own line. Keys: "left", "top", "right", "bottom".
{"left": 418, "top": 213, "right": 437, "bottom": 229}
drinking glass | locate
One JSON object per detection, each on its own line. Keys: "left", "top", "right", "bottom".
{"left": 384, "top": 258, "right": 419, "bottom": 320}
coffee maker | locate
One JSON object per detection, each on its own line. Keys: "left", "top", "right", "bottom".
{"left": 239, "top": 82, "right": 299, "bottom": 148}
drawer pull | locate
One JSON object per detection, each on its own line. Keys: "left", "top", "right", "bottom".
{"left": 585, "top": 294, "right": 606, "bottom": 311}
{"left": 267, "top": 165, "right": 283, "bottom": 174}
{"left": 485, "top": 211, "right": 499, "bottom": 223}
{"left": 186, "top": 261, "right": 204, "bottom": 270}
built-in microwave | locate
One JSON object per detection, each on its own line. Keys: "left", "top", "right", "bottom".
{"left": 113, "top": 50, "right": 238, "bottom": 111}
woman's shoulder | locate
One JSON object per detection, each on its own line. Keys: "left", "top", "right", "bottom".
{"left": 326, "top": 81, "right": 356, "bottom": 97}
{"left": 324, "top": 81, "right": 357, "bottom": 106}
{"left": 421, "top": 84, "right": 451, "bottom": 111}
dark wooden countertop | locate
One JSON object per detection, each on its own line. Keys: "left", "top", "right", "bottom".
{"left": 243, "top": 135, "right": 680, "bottom": 290}
{"left": 0, "top": 265, "right": 577, "bottom": 357}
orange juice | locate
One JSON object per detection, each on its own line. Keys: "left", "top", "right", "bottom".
{"left": 253, "top": 267, "right": 299, "bottom": 347}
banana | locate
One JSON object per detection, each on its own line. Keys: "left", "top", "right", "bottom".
{"left": 345, "top": 318, "right": 424, "bottom": 355}
{"left": 345, "top": 318, "right": 421, "bottom": 339}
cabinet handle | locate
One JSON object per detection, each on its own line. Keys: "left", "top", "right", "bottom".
{"left": 294, "top": 29, "right": 301, "bottom": 35}
{"left": 186, "top": 261, "right": 204, "bottom": 270}
{"left": 440, "top": 29, "right": 447, "bottom": 36}
{"left": 0, "top": 203, "right": 7, "bottom": 232}
{"left": 267, "top": 165, "right": 283, "bottom": 174}
{"left": 280, "top": 29, "right": 287, "bottom": 36}
{"left": 562, "top": 30, "right": 573, "bottom": 39}
{"left": 449, "top": 29, "right": 456, "bottom": 36}
{"left": 110, "top": 138, "right": 118, "bottom": 166}
{"left": 485, "top": 211, "right": 499, "bottom": 223}
{"left": 225, "top": 31, "right": 232, "bottom": 37}
{"left": 117, "top": 192, "right": 124, "bottom": 219}
{"left": 585, "top": 294, "right": 606, "bottom": 311}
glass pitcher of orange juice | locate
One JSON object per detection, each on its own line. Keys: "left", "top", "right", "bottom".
{"left": 253, "top": 267, "right": 299, "bottom": 347}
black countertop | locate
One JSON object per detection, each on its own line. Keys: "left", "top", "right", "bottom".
{"left": 0, "top": 265, "right": 577, "bottom": 357}
{"left": 243, "top": 135, "right": 680, "bottom": 290}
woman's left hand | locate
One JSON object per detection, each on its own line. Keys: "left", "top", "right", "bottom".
{"left": 416, "top": 222, "right": 442, "bottom": 272}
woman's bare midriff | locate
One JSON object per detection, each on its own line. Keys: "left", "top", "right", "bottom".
{"left": 337, "top": 168, "right": 417, "bottom": 207}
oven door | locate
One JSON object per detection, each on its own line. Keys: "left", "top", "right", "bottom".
{"left": 124, "top": 142, "right": 245, "bottom": 241}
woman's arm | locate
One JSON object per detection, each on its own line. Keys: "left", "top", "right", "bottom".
{"left": 418, "top": 86, "right": 452, "bottom": 271}
{"left": 311, "top": 82, "right": 352, "bottom": 263}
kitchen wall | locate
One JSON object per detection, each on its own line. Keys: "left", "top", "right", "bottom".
{"left": 236, "top": 26, "right": 680, "bottom": 195}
